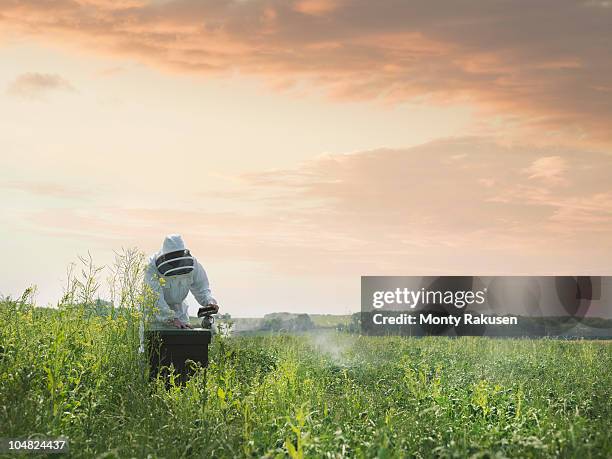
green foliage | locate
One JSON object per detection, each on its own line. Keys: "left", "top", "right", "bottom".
{"left": 0, "top": 272, "right": 611, "bottom": 457}
{"left": 310, "top": 314, "right": 352, "bottom": 328}
{"left": 261, "top": 314, "right": 315, "bottom": 332}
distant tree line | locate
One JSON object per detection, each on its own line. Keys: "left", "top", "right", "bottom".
{"left": 260, "top": 313, "right": 314, "bottom": 332}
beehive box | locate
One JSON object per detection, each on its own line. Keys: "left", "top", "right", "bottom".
{"left": 146, "top": 328, "right": 212, "bottom": 383}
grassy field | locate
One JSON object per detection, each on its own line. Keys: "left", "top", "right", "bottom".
{"left": 1, "top": 295, "right": 611, "bottom": 458}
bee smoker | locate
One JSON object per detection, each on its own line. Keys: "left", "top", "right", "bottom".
{"left": 197, "top": 305, "right": 217, "bottom": 329}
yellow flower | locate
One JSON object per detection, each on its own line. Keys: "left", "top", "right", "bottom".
{"left": 159, "top": 277, "right": 166, "bottom": 286}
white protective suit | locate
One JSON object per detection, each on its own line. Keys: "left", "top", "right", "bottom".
{"left": 145, "top": 234, "right": 217, "bottom": 324}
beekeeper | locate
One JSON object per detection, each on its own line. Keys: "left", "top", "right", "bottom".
{"left": 145, "top": 234, "right": 219, "bottom": 329}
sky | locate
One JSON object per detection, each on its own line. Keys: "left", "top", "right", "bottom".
{"left": 0, "top": 0, "right": 611, "bottom": 317}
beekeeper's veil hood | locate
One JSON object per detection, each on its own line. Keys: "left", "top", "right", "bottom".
{"left": 161, "top": 234, "right": 187, "bottom": 255}
{"left": 156, "top": 234, "right": 195, "bottom": 276}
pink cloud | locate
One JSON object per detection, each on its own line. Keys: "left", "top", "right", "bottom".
{"left": 0, "top": 1, "right": 610, "bottom": 143}
{"left": 6, "top": 72, "right": 74, "bottom": 99}
{"left": 1, "top": 180, "right": 88, "bottom": 198}
{"left": 294, "top": 0, "right": 345, "bottom": 16}
{"left": 21, "top": 137, "right": 612, "bottom": 275}
{"left": 522, "top": 156, "right": 569, "bottom": 185}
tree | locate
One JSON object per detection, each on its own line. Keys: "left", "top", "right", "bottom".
{"left": 294, "top": 314, "right": 314, "bottom": 331}
{"left": 261, "top": 317, "right": 283, "bottom": 331}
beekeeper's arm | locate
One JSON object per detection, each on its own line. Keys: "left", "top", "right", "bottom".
{"left": 190, "top": 260, "right": 218, "bottom": 309}
{"left": 145, "top": 259, "right": 177, "bottom": 322}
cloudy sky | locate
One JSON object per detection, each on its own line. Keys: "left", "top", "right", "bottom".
{"left": 1, "top": 0, "right": 611, "bottom": 316}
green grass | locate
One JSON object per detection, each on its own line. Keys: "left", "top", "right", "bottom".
{"left": 1, "top": 296, "right": 611, "bottom": 458}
